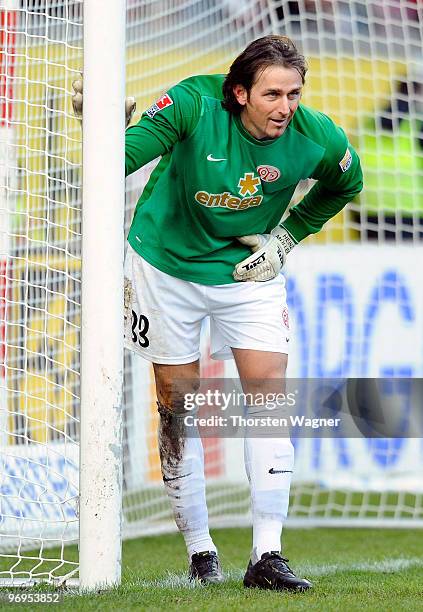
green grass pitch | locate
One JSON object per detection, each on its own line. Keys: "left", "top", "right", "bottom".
{"left": 3, "top": 527, "right": 423, "bottom": 611}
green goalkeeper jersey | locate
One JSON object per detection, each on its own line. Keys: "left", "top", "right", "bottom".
{"left": 125, "top": 74, "right": 363, "bottom": 285}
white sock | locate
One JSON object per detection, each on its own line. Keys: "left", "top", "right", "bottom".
{"left": 244, "top": 427, "right": 294, "bottom": 564}
{"left": 158, "top": 406, "right": 217, "bottom": 559}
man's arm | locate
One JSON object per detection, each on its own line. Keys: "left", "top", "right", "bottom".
{"left": 71, "top": 75, "right": 202, "bottom": 178}
{"left": 280, "top": 124, "right": 363, "bottom": 243}
{"left": 233, "top": 122, "right": 363, "bottom": 282}
{"left": 125, "top": 85, "right": 202, "bottom": 177}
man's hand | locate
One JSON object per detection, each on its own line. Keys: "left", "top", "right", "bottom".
{"left": 71, "top": 74, "right": 136, "bottom": 128}
{"left": 233, "top": 226, "right": 296, "bottom": 282}
{"left": 71, "top": 76, "right": 83, "bottom": 122}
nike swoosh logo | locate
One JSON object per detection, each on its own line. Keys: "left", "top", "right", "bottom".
{"left": 268, "top": 468, "right": 293, "bottom": 474}
{"left": 207, "top": 154, "right": 227, "bottom": 162}
{"left": 163, "top": 472, "right": 193, "bottom": 483}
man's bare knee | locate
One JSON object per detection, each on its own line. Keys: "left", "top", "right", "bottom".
{"left": 153, "top": 360, "right": 200, "bottom": 413}
{"left": 231, "top": 349, "right": 288, "bottom": 397}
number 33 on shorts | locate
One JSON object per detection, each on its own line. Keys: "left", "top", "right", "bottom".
{"left": 131, "top": 309, "right": 150, "bottom": 348}
{"left": 124, "top": 277, "right": 150, "bottom": 350}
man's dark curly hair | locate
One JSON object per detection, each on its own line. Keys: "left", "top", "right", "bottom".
{"left": 222, "top": 35, "right": 307, "bottom": 114}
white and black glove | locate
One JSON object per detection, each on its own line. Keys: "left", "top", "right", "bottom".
{"left": 71, "top": 74, "right": 136, "bottom": 128}
{"left": 233, "top": 226, "right": 296, "bottom": 282}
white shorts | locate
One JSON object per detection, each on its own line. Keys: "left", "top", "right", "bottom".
{"left": 124, "top": 245, "right": 290, "bottom": 365}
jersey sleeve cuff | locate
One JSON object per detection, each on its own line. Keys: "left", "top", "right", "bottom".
{"left": 279, "top": 220, "right": 302, "bottom": 244}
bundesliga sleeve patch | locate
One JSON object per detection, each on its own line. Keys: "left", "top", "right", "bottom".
{"left": 146, "top": 93, "right": 174, "bottom": 118}
{"left": 339, "top": 147, "right": 352, "bottom": 172}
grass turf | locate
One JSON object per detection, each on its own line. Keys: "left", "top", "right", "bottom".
{"left": 1, "top": 527, "right": 423, "bottom": 610}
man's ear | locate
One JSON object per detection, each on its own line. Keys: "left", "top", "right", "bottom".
{"left": 232, "top": 84, "right": 248, "bottom": 107}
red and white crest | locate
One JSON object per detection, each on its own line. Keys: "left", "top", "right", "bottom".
{"left": 257, "top": 165, "right": 281, "bottom": 183}
{"left": 156, "top": 93, "right": 173, "bottom": 110}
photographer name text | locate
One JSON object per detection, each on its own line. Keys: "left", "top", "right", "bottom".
{"left": 184, "top": 415, "right": 341, "bottom": 429}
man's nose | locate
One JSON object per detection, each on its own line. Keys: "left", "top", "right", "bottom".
{"left": 278, "top": 96, "right": 290, "bottom": 116}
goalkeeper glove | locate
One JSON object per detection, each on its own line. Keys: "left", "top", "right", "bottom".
{"left": 71, "top": 74, "right": 136, "bottom": 128}
{"left": 233, "top": 226, "right": 296, "bottom": 282}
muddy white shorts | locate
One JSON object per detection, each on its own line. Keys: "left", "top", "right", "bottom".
{"left": 124, "top": 245, "right": 290, "bottom": 365}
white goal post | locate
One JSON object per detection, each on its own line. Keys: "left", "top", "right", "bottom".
{"left": 78, "top": 0, "right": 126, "bottom": 590}
{"left": 0, "top": 0, "right": 422, "bottom": 591}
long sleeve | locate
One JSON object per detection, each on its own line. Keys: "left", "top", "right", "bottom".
{"left": 281, "top": 124, "right": 363, "bottom": 243}
{"left": 125, "top": 81, "right": 203, "bottom": 177}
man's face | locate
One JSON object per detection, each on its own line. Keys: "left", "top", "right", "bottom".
{"left": 233, "top": 65, "right": 303, "bottom": 140}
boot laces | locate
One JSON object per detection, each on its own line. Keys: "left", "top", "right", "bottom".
{"left": 193, "top": 551, "right": 218, "bottom": 575}
{"left": 265, "top": 552, "right": 294, "bottom": 575}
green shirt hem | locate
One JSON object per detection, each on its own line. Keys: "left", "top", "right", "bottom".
{"left": 127, "top": 236, "right": 237, "bottom": 286}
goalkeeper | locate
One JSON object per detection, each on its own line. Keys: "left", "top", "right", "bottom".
{"left": 74, "top": 35, "right": 362, "bottom": 591}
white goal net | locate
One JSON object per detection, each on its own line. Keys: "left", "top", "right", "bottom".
{"left": 0, "top": 0, "right": 422, "bottom": 587}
